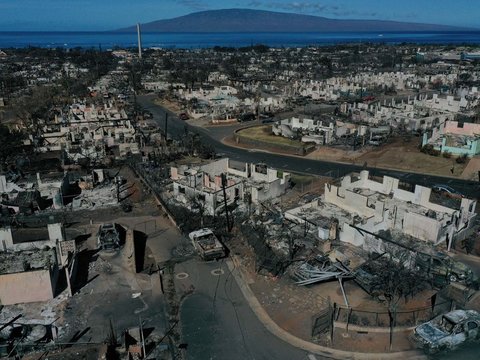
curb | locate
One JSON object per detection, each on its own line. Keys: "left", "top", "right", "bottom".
{"left": 146, "top": 95, "right": 469, "bottom": 182}
{"left": 226, "top": 258, "right": 426, "bottom": 360}
{"left": 220, "top": 135, "right": 468, "bottom": 181}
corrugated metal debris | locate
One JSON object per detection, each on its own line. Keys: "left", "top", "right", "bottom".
{"left": 291, "top": 255, "right": 352, "bottom": 286}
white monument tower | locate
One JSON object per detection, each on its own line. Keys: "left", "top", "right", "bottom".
{"left": 137, "top": 23, "right": 142, "bottom": 59}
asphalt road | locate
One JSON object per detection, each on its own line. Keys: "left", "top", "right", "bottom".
{"left": 138, "top": 95, "right": 480, "bottom": 199}
{"left": 175, "top": 259, "right": 317, "bottom": 360}
{"left": 138, "top": 95, "right": 480, "bottom": 359}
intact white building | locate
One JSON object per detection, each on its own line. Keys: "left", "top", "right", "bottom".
{"left": 272, "top": 117, "right": 336, "bottom": 145}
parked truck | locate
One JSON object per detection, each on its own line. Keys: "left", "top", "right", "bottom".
{"left": 188, "top": 228, "right": 226, "bottom": 260}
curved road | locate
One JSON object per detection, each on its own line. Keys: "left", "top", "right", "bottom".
{"left": 139, "top": 94, "right": 480, "bottom": 199}
{"left": 176, "top": 259, "right": 315, "bottom": 360}
{"left": 139, "top": 94, "right": 480, "bottom": 359}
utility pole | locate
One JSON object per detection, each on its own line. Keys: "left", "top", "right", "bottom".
{"left": 221, "top": 173, "right": 232, "bottom": 233}
{"left": 164, "top": 113, "right": 168, "bottom": 142}
{"left": 288, "top": 230, "right": 294, "bottom": 260}
{"left": 139, "top": 316, "right": 146, "bottom": 358}
{"left": 116, "top": 177, "right": 120, "bottom": 202}
{"left": 130, "top": 67, "right": 137, "bottom": 114}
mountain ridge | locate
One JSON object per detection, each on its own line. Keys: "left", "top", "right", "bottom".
{"left": 115, "top": 8, "right": 473, "bottom": 33}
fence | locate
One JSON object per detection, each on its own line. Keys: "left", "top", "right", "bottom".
{"left": 332, "top": 298, "right": 454, "bottom": 329}
{"left": 311, "top": 302, "right": 334, "bottom": 339}
{"left": 311, "top": 297, "right": 458, "bottom": 347}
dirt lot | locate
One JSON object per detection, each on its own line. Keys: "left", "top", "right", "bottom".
{"left": 240, "top": 254, "right": 426, "bottom": 352}
{"left": 226, "top": 126, "right": 470, "bottom": 178}
{"left": 154, "top": 98, "right": 182, "bottom": 113}
{"left": 230, "top": 236, "right": 433, "bottom": 353}
{"left": 306, "top": 137, "right": 469, "bottom": 177}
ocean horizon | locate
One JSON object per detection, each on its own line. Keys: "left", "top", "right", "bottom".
{"left": 1, "top": 31, "right": 480, "bottom": 49}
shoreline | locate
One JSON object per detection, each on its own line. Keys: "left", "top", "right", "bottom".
{"left": 2, "top": 31, "right": 480, "bottom": 49}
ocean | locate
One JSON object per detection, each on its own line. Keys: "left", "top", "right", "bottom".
{"left": 1, "top": 31, "right": 480, "bottom": 49}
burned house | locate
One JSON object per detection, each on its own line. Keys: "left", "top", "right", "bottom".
{"left": 70, "top": 169, "right": 121, "bottom": 210}
{"left": 286, "top": 171, "right": 477, "bottom": 253}
{"left": 0, "top": 171, "right": 74, "bottom": 214}
{"left": 0, "top": 169, "right": 119, "bottom": 214}
{"left": 422, "top": 120, "right": 480, "bottom": 157}
{"left": 33, "top": 100, "right": 140, "bottom": 164}
{"left": 0, "top": 248, "right": 59, "bottom": 305}
{"left": 0, "top": 223, "right": 76, "bottom": 305}
{"left": 170, "top": 158, "right": 290, "bottom": 215}
{"left": 0, "top": 174, "right": 41, "bottom": 214}
{"left": 0, "top": 224, "right": 64, "bottom": 305}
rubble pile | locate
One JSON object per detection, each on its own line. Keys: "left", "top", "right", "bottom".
{"left": 71, "top": 183, "right": 118, "bottom": 210}
{"left": 290, "top": 255, "right": 351, "bottom": 286}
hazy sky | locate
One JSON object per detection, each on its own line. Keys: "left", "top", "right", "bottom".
{"left": 0, "top": 0, "right": 479, "bottom": 31}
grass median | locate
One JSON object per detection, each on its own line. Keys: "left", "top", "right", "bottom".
{"left": 237, "top": 125, "right": 304, "bottom": 147}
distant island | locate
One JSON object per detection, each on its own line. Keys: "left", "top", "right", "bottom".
{"left": 115, "top": 8, "right": 472, "bottom": 33}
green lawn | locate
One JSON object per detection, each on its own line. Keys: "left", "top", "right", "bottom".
{"left": 237, "top": 125, "right": 303, "bottom": 147}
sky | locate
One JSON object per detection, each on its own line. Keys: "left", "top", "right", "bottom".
{"left": 0, "top": 0, "right": 479, "bottom": 31}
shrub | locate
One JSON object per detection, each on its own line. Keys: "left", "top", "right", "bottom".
{"left": 360, "top": 317, "right": 371, "bottom": 326}
{"left": 420, "top": 144, "right": 432, "bottom": 154}
{"left": 456, "top": 154, "right": 469, "bottom": 164}
{"left": 421, "top": 144, "right": 440, "bottom": 156}
{"left": 442, "top": 151, "right": 451, "bottom": 158}
{"left": 461, "top": 237, "right": 475, "bottom": 254}
{"left": 349, "top": 313, "right": 359, "bottom": 324}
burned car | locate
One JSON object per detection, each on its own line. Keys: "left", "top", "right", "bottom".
{"left": 353, "top": 267, "right": 382, "bottom": 297}
{"left": 189, "top": 228, "right": 225, "bottom": 261}
{"left": 415, "top": 252, "right": 474, "bottom": 284}
{"left": 97, "top": 223, "right": 122, "bottom": 251}
{"left": 411, "top": 309, "right": 480, "bottom": 353}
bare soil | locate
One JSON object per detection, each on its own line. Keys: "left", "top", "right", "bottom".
{"left": 307, "top": 137, "right": 468, "bottom": 177}
{"left": 229, "top": 231, "right": 445, "bottom": 353}
{"left": 154, "top": 98, "right": 182, "bottom": 113}
{"left": 224, "top": 131, "right": 469, "bottom": 178}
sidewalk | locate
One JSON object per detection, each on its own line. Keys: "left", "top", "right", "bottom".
{"left": 226, "top": 257, "right": 426, "bottom": 360}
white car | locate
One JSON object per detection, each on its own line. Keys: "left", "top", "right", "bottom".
{"left": 189, "top": 228, "right": 225, "bottom": 260}
{"left": 432, "top": 184, "right": 464, "bottom": 198}
{"left": 411, "top": 309, "right": 480, "bottom": 353}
